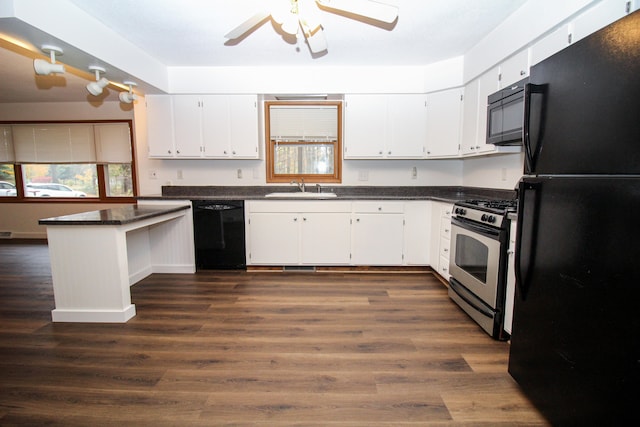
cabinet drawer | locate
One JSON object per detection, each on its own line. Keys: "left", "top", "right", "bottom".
{"left": 438, "top": 255, "right": 450, "bottom": 278}
{"left": 440, "top": 216, "right": 451, "bottom": 238}
{"left": 248, "top": 200, "right": 352, "bottom": 213}
{"left": 439, "top": 236, "right": 451, "bottom": 259}
{"left": 352, "top": 201, "right": 404, "bottom": 213}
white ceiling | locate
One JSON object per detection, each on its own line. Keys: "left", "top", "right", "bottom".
{"left": 0, "top": 0, "right": 527, "bottom": 103}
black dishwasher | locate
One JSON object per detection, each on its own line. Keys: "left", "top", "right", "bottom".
{"left": 192, "top": 200, "right": 245, "bottom": 270}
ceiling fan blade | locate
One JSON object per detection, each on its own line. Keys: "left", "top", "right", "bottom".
{"left": 315, "top": 0, "right": 398, "bottom": 23}
{"left": 224, "top": 11, "right": 271, "bottom": 39}
{"left": 304, "top": 26, "right": 328, "bottom": 53}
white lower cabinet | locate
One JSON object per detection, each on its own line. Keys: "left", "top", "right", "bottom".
{"left": 246, "top": 200, "right": 429, "bottom": 267}
{"left": 429, "top": 202, "right": 452, "bottom": 280}
{"left": 300, "top": 213, "right": 351, "bottom": 264}
{"left": 246, "top": 201, "right": 351, "bottom": 266}
{"left": 247, "top": 212, "right": 300, "bottom": 264}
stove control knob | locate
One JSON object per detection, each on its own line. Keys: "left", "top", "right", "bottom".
{"left": 488, "top": 215, "right": 496, "bottom": 223}
{"left": 481, "top": 214, "right": 488, "bottom": 222}
{"left": 455, "top": 207, "right": 466, "bottom": 215}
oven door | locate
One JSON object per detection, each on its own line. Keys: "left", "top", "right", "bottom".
{"left": 449, "top": 217, "right": 503, "bottom": 308}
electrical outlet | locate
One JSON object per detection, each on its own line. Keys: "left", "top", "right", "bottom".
{"left": 149, "top": 170, "right": 158, "bottom": 179}
{"left": 501, "top": 168, "right": 507, "bottom": 181}
{"left": 411, "top": 166, "right": 417, "bottom": 179}
{"left": 358, "top": 170, "right": 369, "bottom": 181}
{"left": 237, "top": 168, "right": 243, "bottom": 179}
{"left": 177, "top": 170, "right": 183, "bottom": 180}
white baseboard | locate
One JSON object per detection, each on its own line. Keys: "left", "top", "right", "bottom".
{"left": 51, "top": 305, "right": 136, "bottom": 323}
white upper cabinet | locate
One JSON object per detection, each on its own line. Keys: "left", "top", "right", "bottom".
{"left": 202, "top": 95, "right": 260, "bottom": 159}
{"left": 146, "top": 94, "right": 259, "bottom": 159}
{"left": 570, "top": 0, "right": 637, "bottom": 45}
{"left": 461, "top": 64, "right": 522, "bottom": 157}
{"left": 172, "top": 95, "right": 205, "bottom": 157}
{"left": 499, "top": 49, "right": 530, "bottom": 88}
{"left": 344, "top": 94, "right": 426, "bottom": 159}
{"left": 425, "top": 88, "right": 463, "bottom": 158}
{"left": 146, "top": 95, "right": 175, "bottom": 158}
{"left": 530, "top": 24, "right": 571, "bottom": 66}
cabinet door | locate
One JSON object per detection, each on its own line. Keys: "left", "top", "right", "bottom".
{"left": 425, "top": 88, "right": 462, "bottom": 158}
{"left": 300, "top": 213, "right": 351, "bottom": 264}
{"left": 343, "top": 94, "right": 386, "bottom": 158}
{"left": 351, "top": 214, "right": 404, "bottom": 265}
{"left": 403, "top": 202, "right": 430, "bottom": 265}
{"left": 229, "top": 95, "right": 260, "bottom": 158}
{"left": 387, "top": 94, "right": 427, "bottom": 158}
{"left": 530, "top": 24, "right": 570, "bottom": 66}
{"left": 248, "top": 213, "right": 299, "bottom": 264}
{"left": 201, "top": 95, "right": 230, "bottom": 158}
{"left": 460, "top": 78, "right": 479, "bottom": 155}
{"left": 475, "top": 67, "right": 500, "bottom": 154}
{"left": 172, "top": 95, "right": 203, "bottom": 157}
{"left": 146, "top": 95, "right": 175, "bottom": 158}
{"left": 499, "top": 49, "right": 529, "bottom": 88}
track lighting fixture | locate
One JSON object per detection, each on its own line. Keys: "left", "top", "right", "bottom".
{"left": 33, "top": 45, "right": 66, "bottom": 75}
{"left": 86, "top": 66, "right": 109, "bottom": 96}
{"left": 119, "top": 81, "right": 138, "bottom": 104}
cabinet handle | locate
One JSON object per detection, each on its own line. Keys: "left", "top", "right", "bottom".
{"left": 378, "top": 151, "right": 383, "bottom": 155}
{"left": 232, "top": 151, "right": 236, "bottom": 155}
{"left": 445, "top": 228, "right": 450, "bottom": 233}
{"left": 444, "top": 248, "right": 449, "bottom": 252}
{"left": 378, "top": 207, "right": 382, "bottom": 211}
{"left": 303, "top": 217, "right": 307, "bottom": 221}
{"left": 224, "top": 150, "right": 228, "bottom": 154}
{"left": 442, "top": 267, "right": 448, "bottom": 272}
{"left": 520, "top": 70, "right": 526, "bottom": 76}
{"left": 176, "top": 150, "right": 181, "bottom": 154}
{"left": 167, "top": 150, "right": 172, "bottom": 154}
{"left": 293, "top": 217, "right": 298, "bottom": 222}
{"left": 388, "top": 151, "right": 392, "bottom": 155}
{"left": 356, "top": 218, "right": 360, "bottom": 222}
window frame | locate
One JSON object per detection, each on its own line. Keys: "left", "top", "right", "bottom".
{"left": 265, "top": 101, "right": 342, "bottom": 184}
{"left": 0, "top": 119, "right": 137, "bottom": 203}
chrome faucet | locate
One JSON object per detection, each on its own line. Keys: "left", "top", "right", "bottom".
{"left": 291, "top": 178, "right": 305, "bottom": 192}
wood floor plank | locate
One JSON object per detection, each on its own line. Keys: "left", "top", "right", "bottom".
{"left": 0, "top": 242, "right": 549, "bottom": 426}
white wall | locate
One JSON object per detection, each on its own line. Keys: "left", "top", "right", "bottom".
{"left": 462, "top": 153, "right": 524, "bottom": 190}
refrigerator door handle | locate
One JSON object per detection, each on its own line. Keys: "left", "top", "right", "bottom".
{"left": 523, "top": 83, "right": 546, "bottom": 174}
{"left": 515, "top": 179, "right": 542, "bottom": 300}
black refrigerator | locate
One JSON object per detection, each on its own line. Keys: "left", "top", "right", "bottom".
{"left": 508, "top": 10, "right": 640, "bottom": 426}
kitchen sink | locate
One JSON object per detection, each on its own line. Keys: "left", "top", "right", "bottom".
{"left": 264, "top": 192, "right": 337, "bottom": 199}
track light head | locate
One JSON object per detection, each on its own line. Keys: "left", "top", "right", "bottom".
{"left": 33, "top": 45, "right": 65, "bottom": 76}
{"left": 86, "top": 66, "right": 109, "bottom": 96}
{"left": 119, "top": 81, "right": 138, "bottom": 104}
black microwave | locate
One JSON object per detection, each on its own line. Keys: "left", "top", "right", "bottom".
{"left": 486, "top": 77, "right": 528, "bottom": 145}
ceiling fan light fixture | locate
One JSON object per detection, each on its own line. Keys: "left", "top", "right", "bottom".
{"left": 33, "top": 45, "right": 65, "bottom": 75}
{"left": 86, "top": 66, "right": 109, "bottom": 96}
{"left": 119, "top": 80, "right": 138, "bottom": 104}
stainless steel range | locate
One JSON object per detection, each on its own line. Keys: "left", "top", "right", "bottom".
{"left": 448, "top": 199, "right": 517, "bottom": 340}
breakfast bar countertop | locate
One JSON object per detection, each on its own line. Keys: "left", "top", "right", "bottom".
{"left": 39, "top": 204, "right": 190, "bottom": 226}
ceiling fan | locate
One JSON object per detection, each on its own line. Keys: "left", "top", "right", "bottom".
{"left": 224, "top": 0, "right": 399, "bottom": 54}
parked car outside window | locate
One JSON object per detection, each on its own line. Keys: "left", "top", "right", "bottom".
{"left": 0, "top": 181, "right": 16, "bottom": 196}
{"left": 26, "top": 183, "right": 87, "bottom": 197}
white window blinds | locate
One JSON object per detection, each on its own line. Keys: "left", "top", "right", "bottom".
{"left": 10, "top": 123, "right": 131, "bottom": 164}
{"left": 269, "top": 105, "right": 338, "bottom": 141}
{"left": 0, "top": 126, "right": 14, "bottom": 163}
{"left": 94, "top": 123, "right": 132, "bottom": 163}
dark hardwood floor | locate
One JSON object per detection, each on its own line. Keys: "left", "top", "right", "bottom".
{"left": 0, "top": 241, "right": 548, "bottom": 426}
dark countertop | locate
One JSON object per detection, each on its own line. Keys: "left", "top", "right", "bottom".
{"left": 39, "top": 204, "right": 190, "bottom": 226}
{"left": 138, "top": 185, "right": 516, "bottom": 203}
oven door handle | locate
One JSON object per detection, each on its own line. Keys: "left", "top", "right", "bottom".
{"left": 449, "top": 279, "right": 494, "bottom": 318}
{"left": 450, "top": 217, "right": 501, "bottom": 239}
